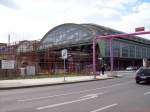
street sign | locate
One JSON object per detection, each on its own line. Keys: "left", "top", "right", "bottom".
{"left": 61, "top": 49, "right": 68, "bottom": 81}
{"left": 61, "top": 49, "right": 68, "bottom": 59}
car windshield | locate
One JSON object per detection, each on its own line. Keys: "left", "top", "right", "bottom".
{"left": 138, "top": 68, "right": 150, "bottom": 76}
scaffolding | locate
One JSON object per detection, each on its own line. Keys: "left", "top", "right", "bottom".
{"left": 0, "top": 40, "right": 94, "bottom": 76}
{"left": 37, "top": 44, "right": 93, "bottom": 74}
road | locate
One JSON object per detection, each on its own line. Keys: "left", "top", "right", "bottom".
{"left": 0, "top": 73, "right": 150, "bottom": 112}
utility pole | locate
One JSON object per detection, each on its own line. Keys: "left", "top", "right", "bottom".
{"left": 8, "top": 34, "right": 10, "bottom": 46}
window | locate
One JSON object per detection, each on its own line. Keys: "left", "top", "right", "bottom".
{"left": 147, "top": 48, "right": 150, "bottom": 58}
{"left": 121, "top": 43, "right": 128, "bottom": 57}
{"left": 129, "top": 45, "right": 135, "bottom": 58}
{"left": 105, "top": 40, "right": 110, "bottom": 57}
{"left": 136, "top": 46, "right": 141, "bottom": 59}
{"left": 142, "top": 47, "right": 146, "bottom": 58}
{"left": 113, "top": 41, "right": 120, "bottom": 57}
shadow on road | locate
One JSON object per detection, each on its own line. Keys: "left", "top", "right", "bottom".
{"left": 138, "top": 82, "right": 150, "bottom": 86}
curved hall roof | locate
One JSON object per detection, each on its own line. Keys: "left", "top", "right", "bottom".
{"left": 39, "top": 23, "right": 150, "bottom": 50}
{"left": 39, "top": 23, "right": 95, "bottom": 50}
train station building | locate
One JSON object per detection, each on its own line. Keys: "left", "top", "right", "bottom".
{"left": 38, "top": 23, "right": 150, "bottom": 73}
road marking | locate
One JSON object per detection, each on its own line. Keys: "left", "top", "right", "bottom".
{"left": 36, "top": 94, "right": 98, "bottom": 110}
{"left": 81, "top": 92, "right": 103, "bottom": 99}
{"left": 90, "top": 103, "right": 118, "bottom": 112}
{"left": 144, "top": 91, "right": 150, "bottom": 95}
{"left": 17, "top": 81, "right": 133, "bottom": 102}
{"left": 17, "top": 92, "right": 104, "bottom": 102}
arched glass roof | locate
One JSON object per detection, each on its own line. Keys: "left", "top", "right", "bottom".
{"left": 39, "top": 23, "right": 150, "bottom": 50}
{"left": 39, "top": 23, "right": 94, "bottom": 50}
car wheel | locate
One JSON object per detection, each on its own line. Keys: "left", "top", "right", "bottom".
{"left": 136, "top": 80, "right": 140, "bottom": 84}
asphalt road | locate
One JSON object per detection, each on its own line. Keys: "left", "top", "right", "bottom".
{"left": 0, "top": 74, "right": 150, "bottom": 112}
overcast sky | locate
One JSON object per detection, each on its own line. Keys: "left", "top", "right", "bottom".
{"left": 0, "top": 0, "right": 150, "bottom": 43}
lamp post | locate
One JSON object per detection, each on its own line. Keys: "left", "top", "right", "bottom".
{"left": 93, "top": 38, "right": 96, "bottom": 79}
{"left": 109, "top": 38, "right": 113, "bottom": 72}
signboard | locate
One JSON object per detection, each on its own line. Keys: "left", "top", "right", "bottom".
{"left": 135, "top": 27, "right": 145, "bottom": 32}
{"left": 1, "top": 60, "right": 15, "bottom": 69}
{"left": 61, "top": 49, "right": 68, "bottom": 59}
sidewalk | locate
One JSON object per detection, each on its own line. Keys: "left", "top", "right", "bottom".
{"left": 0, "top": 75, "right": 113, "bottom": 90}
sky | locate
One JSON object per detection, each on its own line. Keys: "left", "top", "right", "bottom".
{"left": 0, "top": 0, "right": 150, "bottom": 43}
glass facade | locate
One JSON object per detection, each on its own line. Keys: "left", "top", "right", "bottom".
{"left": 142, "top": 47, "right": 146, "bottom": 58}
{"left": 136, "top": 46, "right": 141, "bottom": 59}
{"left": 103, "top": 39, "right": 150, "bottom": 59}
{"left": 113, "top": 41, "right": 120, "bottom": 57}
{"left": 105, "top": 40, "right": 110, "bottom": 57}
{"left": 129, "top": 45, "right": 135, "bottom": 58}
{"left": 121, "top": 43, "right": 129, "bottom": 58}
{"left": 147, "top": 48, "right": 150, "bottom": 58}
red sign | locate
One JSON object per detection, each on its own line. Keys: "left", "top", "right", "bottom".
{"left": 135, "top": 27, "right": 145, "bottom": 32}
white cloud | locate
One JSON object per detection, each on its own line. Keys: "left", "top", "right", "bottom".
{"left": 0, "top": 0, "right": 20, "bottom": 9}
{"left": 0, "top": 0, "right": 150, "bottom": 43}
{"left": 114, "top": 2, "right": 150, "bottom": 32}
